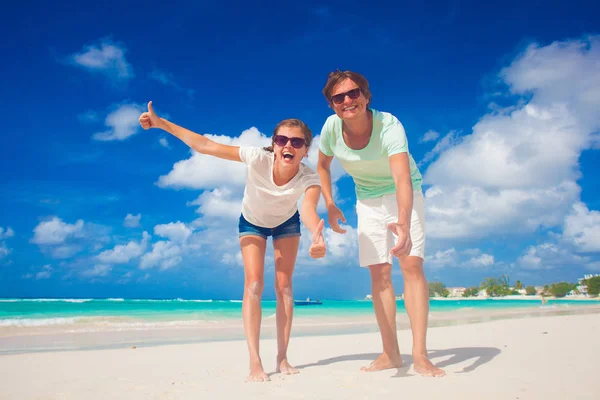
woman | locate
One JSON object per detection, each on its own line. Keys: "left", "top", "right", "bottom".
{"left": 140, "top": 102, "right": 326, "bottom": 382}
{"left": 316, "top": 71, "right": 445, "bottom": 377}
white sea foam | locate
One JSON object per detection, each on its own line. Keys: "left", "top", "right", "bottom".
{"left": 0, "top": 298, "right": 92, "bottom": 303}
{"left": 0, "top": 317, "right": 80, "bottom": 327}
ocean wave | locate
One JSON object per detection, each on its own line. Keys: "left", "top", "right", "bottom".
{"left": 0, "top": 298, "right": 92, "bottom": 303}
{"left": 0, "top": 317, "right": 79, "bottom": 327}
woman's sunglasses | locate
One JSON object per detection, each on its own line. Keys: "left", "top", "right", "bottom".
{"left": 330, "top": 88, "right": 361, "bottom": 105}
{"left": 273, "top": 135, "right": 306, "bottom": 149}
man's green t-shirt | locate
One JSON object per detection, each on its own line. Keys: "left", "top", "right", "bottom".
{"left": 319, "top": 109, "right": 422, "bottom": 200}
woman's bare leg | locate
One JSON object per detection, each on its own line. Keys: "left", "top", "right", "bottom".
{"left": 240, "top": 235, "right": 268, "bottom": 382}
{"left": 273, "top": 236, "right": 300, "bottom": 374}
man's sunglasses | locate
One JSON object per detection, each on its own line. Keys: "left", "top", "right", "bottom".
{"left": 273, "top": 135, "right": 306, "bottom": 149}
{"left": 330, "top": 88, "right": 361, "bottom": 105}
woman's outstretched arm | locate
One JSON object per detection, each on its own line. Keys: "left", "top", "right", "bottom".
{"left": 139, "top": 101, "right": 241, "bottom": 162}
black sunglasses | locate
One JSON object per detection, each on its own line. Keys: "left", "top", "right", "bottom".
{"left": 273, "top": 135, "right": 306, "bottom": 149}
{"left": 330, "top": 88, "right": 361, "bottom": 105}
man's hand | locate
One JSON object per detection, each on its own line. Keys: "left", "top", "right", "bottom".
{"left": 388, "top": 222, "right": 412, "bottom": 258}
{"left": 327, "top": 204, "right": 347, "bottom": 234}
{"left": 309, "top": 219, "right": 326, "bottom": 258}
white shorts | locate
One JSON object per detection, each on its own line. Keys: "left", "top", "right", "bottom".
{"left": 356, "top": 191, "right": 425, "bottom": 267}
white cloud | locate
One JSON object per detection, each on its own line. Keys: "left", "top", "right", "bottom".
{"left": 157, "top": 127, "right": 269, "bottom": 189}
{"left": 93, "top": 103, "right": 144, "bottom": 141}
{"left": 0, "top": 227, "right": 14, "bottom": 239}
{"left": 426, "top": 248, "right": 458, "bottom": 268}
{"left": 517, "top": 243, "right": 589, "bottom": 270}
{"left": 562, "top": 202, "right": 600, "bottom": 252}
{"left": 81, "top": 264, "right": 112, "bottom": 278}
{"left": 154, "top": 222, "right": 192, "bottom": 243}
{"left": 423, "top": 36, "right": 600, "bottom": 242}
{"left": 124, "top": 213, "right": 142, "bottom": 228}
{"left": 466, "top": 253, "right": 494, "bottom": 267}
{"left": 140, "top": 241, "right": 183, "bottom": 270}
{"left": 421, "top": 130, "right": 440, "bottom": 142}
{"left": 420, "top": 130, "right": 460, "bottom": 165}
{"left": 69, "top": 39, "right": 133, "bottom": 80}
{"left": 96, "top": 232, "right": 150, "bottom": 264}
{"left": 0, "top": 226, "right": 14, "bottom": 260}
{"left": 425, "top": 181, "right": 579, "bottom": 239}
{"left": 50, "top": 245, "right": 83, "bottom": 259}
{"left": 0, "top": 243, "right": 9, "bottom": 259}
{"left": 32, "top": 217, "right": 84, "bottom": 245}
{"left": 426, "top": 248, "right": 494, "bottom": 269}
{"left": 188, "top": 187, "right": 242, "bottom": 223}
{"left": 159, "top": 138, "right": 170, "bottom": 148}
{"left": 35, "top": 265, "right": 52, "bottom": 280}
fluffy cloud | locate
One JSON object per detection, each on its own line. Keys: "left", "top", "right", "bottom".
{"left": 140, "top": 241, "right": 183, "bottom": 270}
{"left": 421, "top": 130, "right": 440, "bottom": 143}
{"left": 562, "top": 202, "right": 600, "bottom": 252}
{"left": 69, "top": 39, "right": 133, "bottom": 80}
{"left": 423, "top": 36, "right": 600, "bottom": 243}
{"left": 426, "top": 248, "right": 495, "bottom": 269}
{"left": 96, "top": 232, "right": 150, "bottom": 264}
{"left": 123, "top": 213, "right": 142, "bottom": 228}
{"left": 420, "top": 130, "right": 460, "bottom": 165}
{"left": 159, "top": 138, "right": 170, "bottom": 148}
{"left": 517, "top": 243, "right": 590, "bottom": 270}
{"left": 31, "top": 217, "right": 110, "bottom": 259}
{"left": 0, "top": 226, "right": 14, "bottom": 260}
{"left": 188, "top": 187, "right": 243, "bottom": 224}
{"left": 81, "top": 264, "right": 112, "bottom": 278}
{"left": 35, "top": 265, "right": 53, "bottom": 280}
{"left": 154, "top": 222, "right": 192, "bottom": 243}
{"left": 32, "top": 218, "right": 84, "bottom": 245}
{"left": 93, "top": 103, "right": 144, "bottom": 141}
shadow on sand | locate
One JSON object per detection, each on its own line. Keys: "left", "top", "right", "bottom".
{"left": 295, "top": 347, "right": 501, "bottom": 378}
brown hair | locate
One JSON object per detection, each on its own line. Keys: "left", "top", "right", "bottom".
{"left": 322, "top": 69, "right": 372, "bottom": 106}
{"left": 263, "top": 118, "right": 313, "bottom": 152}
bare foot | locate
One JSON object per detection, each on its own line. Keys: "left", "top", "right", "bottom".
{"left": 246, "top": 360, "right": 270, "bottom": 383}
{"left": 276, "top": 358, "right": 299, "bottom": 375}
{"left": 413, "top": 355, "right": 445, "bottom": 377}
{"left": 361, "top": 352, "right": 403, "bottom": 372}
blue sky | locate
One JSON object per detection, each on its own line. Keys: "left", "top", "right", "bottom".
{"left": 1, "top": 0, "right": 599, "bottom": 299}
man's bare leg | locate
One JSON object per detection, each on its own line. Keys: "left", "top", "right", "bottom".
{"left": 361, "top": 263, "right": 403, "bottom": 372}
{"left": 400, "top": 255, "right": 445, "bottom": 377}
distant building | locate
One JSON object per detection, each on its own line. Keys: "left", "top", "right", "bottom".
{"left": 448, "top": 287, "right": 466, "bottom": 297}
{"left": 576, "top": 274, "right": 600, "bottom": 296}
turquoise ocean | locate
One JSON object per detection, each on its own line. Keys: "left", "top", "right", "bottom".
{"left": 2, "top": 297, "right": 599, "bottom": 328}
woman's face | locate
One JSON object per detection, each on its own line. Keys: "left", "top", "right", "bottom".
{"left": 272, "top": 126, "right": 308, "bottom": 168}
{"left": 330, "top": 78, "right": 369, "bottom": 121}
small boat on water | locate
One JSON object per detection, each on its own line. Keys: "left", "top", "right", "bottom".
{"left": 294, "top": 297, "right": 322, "bottom": 306}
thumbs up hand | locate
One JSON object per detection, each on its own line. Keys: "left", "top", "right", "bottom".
{"left": 309, "top": 219, "right": 326, "bottom": 259}
{"left": 139, "top": 101, "right": 162, "bottom": 130}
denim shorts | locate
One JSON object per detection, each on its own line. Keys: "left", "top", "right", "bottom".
{"left": 238, "top": 211, "right": 301, "bottom": 240}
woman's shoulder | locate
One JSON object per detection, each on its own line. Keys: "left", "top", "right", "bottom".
{"left": 240, "top": 146, "right": 272, "bottom": 165}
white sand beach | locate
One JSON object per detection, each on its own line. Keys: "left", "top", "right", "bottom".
{"left": 1, "top": 311, "right": 599, "bottom": 400}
